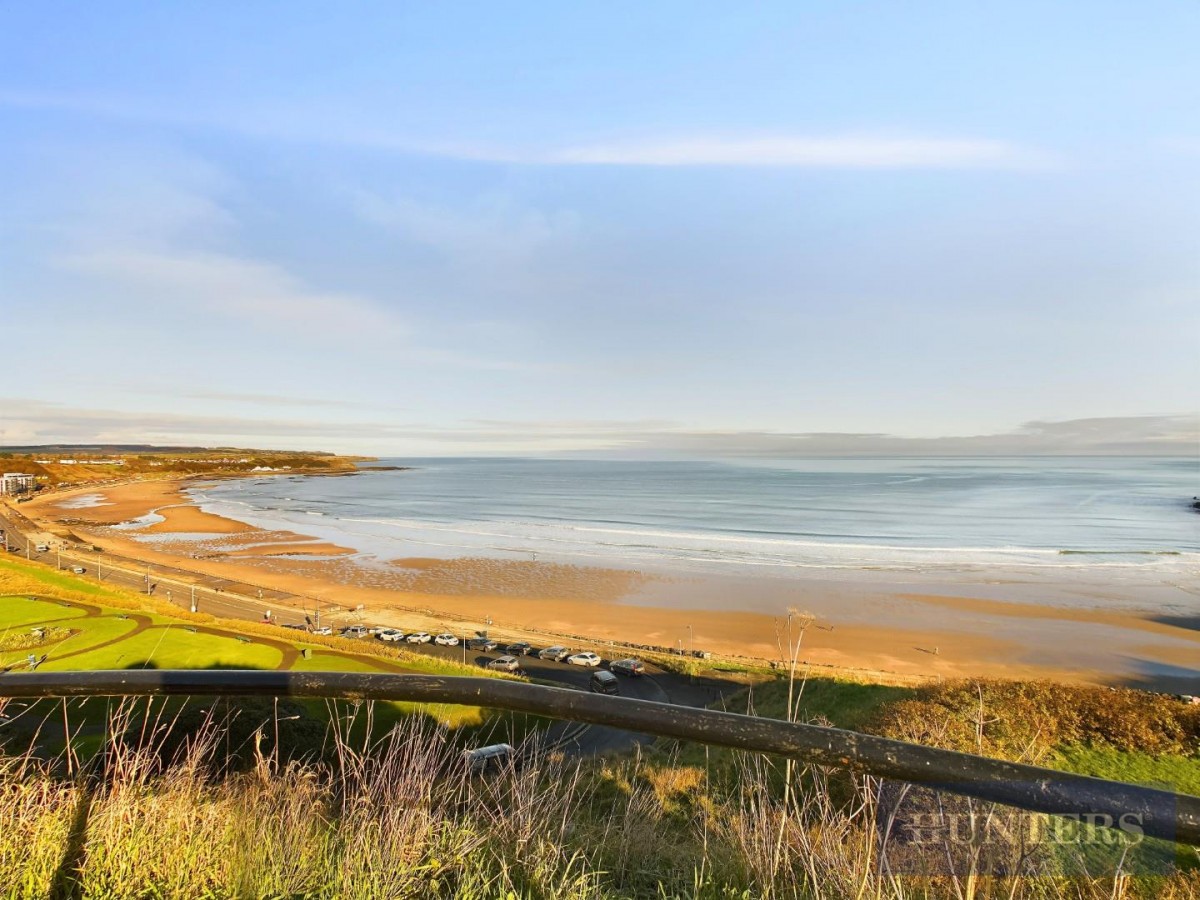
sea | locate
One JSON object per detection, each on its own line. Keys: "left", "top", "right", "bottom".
{"left": 184, "top": 457, "right": 1200, "bottom": 586}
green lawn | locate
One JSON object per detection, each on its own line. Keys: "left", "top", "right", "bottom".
{"left": 53, "top": 626, "right": 286, "bottom": 671}
{"left": 292, "top": 650, "right": 392, "bottom": 673}
{"left": 0, "top": 594, "right": 492, "bottom": 730}
{"left": 1, "top": 595, "right": 368, "bottom": 672}
{"left": 0, "top": 596, "right": 90, "bottom": 630}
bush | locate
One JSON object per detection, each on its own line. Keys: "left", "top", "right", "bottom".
{"left": 871, "top": 679, "right": 1200, "bottom": 759}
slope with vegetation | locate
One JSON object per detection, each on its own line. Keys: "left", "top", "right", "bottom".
{"left": 0, "top": 445, "right": 370, "bottom": 491}
{"left": 0, "top": 559, "right": 1197, "bottom": 898}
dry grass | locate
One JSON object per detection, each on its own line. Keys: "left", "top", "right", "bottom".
{"left": 1, "top": 695, "right": 1195, "bottom": 900}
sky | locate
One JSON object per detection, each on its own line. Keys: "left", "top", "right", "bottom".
{"left": 1, "top": 2, "right": 1197, "bottom": 456}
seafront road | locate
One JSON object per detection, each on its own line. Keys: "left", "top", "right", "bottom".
{"left": 0, "top": 505, "right": 735, "bottom": 756}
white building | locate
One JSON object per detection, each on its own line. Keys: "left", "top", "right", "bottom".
{"left": 0, "top": 473, "right": 36, "bottom": 496}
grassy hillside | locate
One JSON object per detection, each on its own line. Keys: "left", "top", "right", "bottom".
{"left": 0, "top": 706, "right": 1196, "bottom": 899}
{"left": 0, "top": 559, "right": 1198, "bottom": 897}
{"left": 0, "top": 446, "right": 369, "bottom": 491}
{"left": 0, "top": 558, "right": 534, "bottom": 743}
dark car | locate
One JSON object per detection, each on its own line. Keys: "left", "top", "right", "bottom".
{"left": 589, "top": 670, "right": 620, "bottom": 695}
{"left": 609, "top": 658, "right": 646, "bottom": 677}
{"left": 505, "top": 641, "right": 534, "bottom": 656}
{"left": 466, "top": 637, "right": 499, "bottom": 651}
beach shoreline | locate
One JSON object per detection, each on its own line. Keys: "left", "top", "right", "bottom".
{"left": 17, "top": 477, "right": 1200, "bottom": 691}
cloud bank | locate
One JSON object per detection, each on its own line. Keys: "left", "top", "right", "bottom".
{"left": 2, "top": 402, "right": 1194, "bottom": 458}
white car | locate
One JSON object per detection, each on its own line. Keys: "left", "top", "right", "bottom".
{"left": 311, "top": 626, "right": 333, "bottom": 636}
{"left": 406, "top": 631, "right": 432, "bottom": 644}
{"left": 434, "top": 633, "right": 460, "bottom": 646}
{"left": 566, "top": 651, "right": 602, "bottom": 667}
{"left": 376, "top": 628, "right": 405, "bottom": 642}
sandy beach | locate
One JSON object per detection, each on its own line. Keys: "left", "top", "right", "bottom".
{"left": 19, "top": 478, "right": 1200, "bottom": 690}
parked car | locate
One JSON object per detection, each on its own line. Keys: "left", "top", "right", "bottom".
{"left": 311, "top": 626, "right": 333, "bottom": 636}
{"left": 340, "top": 625, "right": 368, "bottom": 638}
{"left": 462, "top": 743, "right": 515, "bottom": 775}
{"left": 434, "top": 633, "right": 460, "bottom": 646}
{"left": 567, "top": 651, "right": 602, "bottom": 667}
{"left": 71, "top": 566, "right": 86, "bottom": 575}
{"left": 406, "top": 631, "right": 432, "bottom": 644}
{"left": 466, "top": 637, "right": 499, "bottom": 651}
{"left": 487, "top": 655, "right": 521, "bottom": 673}
{"left": 589, "top": 670, "right": 620, "bottom": 694}
{"left": 609, "top": 658, "right": 646, "bottom": 677}
{"left": 376, "top": 628, "right": 405, "bottom": 642}
{"left": 505, "top": 641, "right": 534, "bottom": 656}
{"left": 35, "top": 544, "right": 49, "bottom": 553}
{"left": 538, "top": 646, "right": 570, "bottom": 662}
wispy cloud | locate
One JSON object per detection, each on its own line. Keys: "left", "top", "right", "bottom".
{"left": 62, "top": 248, "right": 409, "bottom": 341}
{"left": 346, "top": 186, "right": 580, "bottom": 267}
{"left": 123, "top": 387, "right": 403, "bottom": 412}
{"left": 0, "top": 89, "right": 1050, "bottom": 170}
{"left": 541, "top": 135, "right": 1053, "bottom": 170}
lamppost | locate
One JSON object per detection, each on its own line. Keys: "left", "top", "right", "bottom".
{"left": 687, "top": 623, "right": 693, "bottom": 655}
{"left": 190, "top": 585, "right": 197, "bottom": 613}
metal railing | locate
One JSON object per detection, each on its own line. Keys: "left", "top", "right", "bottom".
{"left": 1, "top": 670, "right": 1197, "bottom": 847}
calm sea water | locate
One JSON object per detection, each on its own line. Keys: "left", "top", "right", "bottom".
{"left": 186, "top": 457, "right": 1200, "bottom": 576}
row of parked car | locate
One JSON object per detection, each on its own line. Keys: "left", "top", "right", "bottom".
{"left": 333, "top": 623, "right": 648, "bottom": 683}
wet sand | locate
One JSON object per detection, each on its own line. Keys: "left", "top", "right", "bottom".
{"left": 20, "top": 479, "right": 1200, "bottom": 689}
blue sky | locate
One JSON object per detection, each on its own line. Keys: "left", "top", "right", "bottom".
{"left": 1, "top": 2, "right": 1197, "bottom": 455}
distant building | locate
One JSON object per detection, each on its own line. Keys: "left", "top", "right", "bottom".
{"left": 0, "top": 473, "right": 36, "bottom": 496}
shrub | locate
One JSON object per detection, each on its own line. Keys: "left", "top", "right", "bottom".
{"left": 870, "top": 679, "right": 1200, "bottom": 759}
